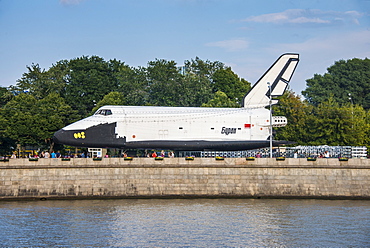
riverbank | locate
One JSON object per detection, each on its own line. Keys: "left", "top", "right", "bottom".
{"left": 1, "top": 158, "right": 369, "bottom": 200}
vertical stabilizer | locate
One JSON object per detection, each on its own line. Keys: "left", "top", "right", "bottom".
{"left": 243, "top": 53, "right": 299, "bottom": 108}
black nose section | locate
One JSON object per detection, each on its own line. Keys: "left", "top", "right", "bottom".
{"left": 53, "top": 128, "right": 89, "bottom": 147}
{"left": 53, "top": 123, "right": 126, "bottom": 148}
{"left": 53, "top": 129, "right": 66, "bottom": 145}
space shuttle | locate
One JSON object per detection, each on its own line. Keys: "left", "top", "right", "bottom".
{"left": 53, "top": 53, "right": 299, "bottom": 151}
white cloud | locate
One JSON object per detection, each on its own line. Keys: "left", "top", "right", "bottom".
{"left": 290, "top": 17, "right": 330, "bottom": 24}
{"left": 243, "top": 9, "right": 363, "bottom": 26}
{"left": 205, "top": 39, "right": 249, "bottom": 52}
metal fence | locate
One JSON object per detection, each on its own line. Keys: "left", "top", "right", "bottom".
{"left": 178, "top": 146, "right": 367, "bottom": 158}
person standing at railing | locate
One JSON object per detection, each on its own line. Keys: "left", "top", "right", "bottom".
{"left": 324, "top": 151, "right": 330, "bottom": 158}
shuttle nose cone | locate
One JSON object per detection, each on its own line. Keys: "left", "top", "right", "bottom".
{"left": 53, "top": 129, "right": 65, "bottom": 144}
{"left": 53, "top": 128, "right": 88, "bottom": 147}
{"left": 53, "top": 128, "right": 83, "bottom": 147}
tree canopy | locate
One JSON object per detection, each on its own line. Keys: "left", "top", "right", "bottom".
{"left": 91, "top": 92, "right": 126, "bottom": 114}
{"left": 1, "top": 93, "right": 77, "bottom": 148}
{"left": 212, "top": 68, "right": 251, "bottom": 104}
{"left": 274, "top": 91, "right": 369, "bottom": 147}
{"left": 302, "top": 58, "right": 370, "bottom": 109}
{"left": 202, "top": 91, "right": 240, "bottom": 108}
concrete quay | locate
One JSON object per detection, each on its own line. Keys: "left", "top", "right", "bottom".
{"left": 0, "top": 157, "right": 369, "bottom": 200}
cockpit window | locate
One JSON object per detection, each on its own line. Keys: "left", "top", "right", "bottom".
{"left": 95, "top": 109, "right": 112, "bottom": 116}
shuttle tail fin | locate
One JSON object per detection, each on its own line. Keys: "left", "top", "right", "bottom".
{"left": 243, "top": 53, "right": 299, "bottom": 108}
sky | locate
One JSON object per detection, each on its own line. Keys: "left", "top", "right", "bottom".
{"left": 0, "top": 0, "right": 369, "bottom": 95}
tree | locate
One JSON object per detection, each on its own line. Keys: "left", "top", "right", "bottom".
{"left": 0, "top": 87, "right": 16, "bottom": 153}
{"left": 184, "top": 57, "right": 224, "bottom": 80}
{"left": 11, "top": 63, "right": 46, "bottom": 97}
{"left": 365, "top": 109, "right": 370, "bottom": 148}
{"left": 91, "top": 92, "right": 126, "bottom": 114}
{"left": 303, "top": 97, "right": 368, "bottom": 146}
{"left": 2, "top": 93, "right": 77, "bottom": 148}
{"left": 273, "top": 91, "right": 370, "bottom": 147}
{"left": 182, "top": 57, "right": 251, "bottom": 107}
{"left": 1, "top": 94, "right": 38, "bottom": 146}
{"left": 37, "top": 93, "right": 79, "bottom": 149}
{"left": 273, "top": 91, "right": 312, "bottom": 144}
{"left": 302, "top": 58, "right": 370, "bottom": 109}
{"left": 46, "top": 60, "right": 70, "bottom": 97}
{"left": 11, "top": 56, "right": 127, "bottom": 117}
{"left": 0, "top": 110, "right": 15, "bottom": 155}
{"left": 11, "top": 61, "right": 69, "bottom": 100}
{"left": 145, "top": 59, "right": 183, "bottom": 106}
{"left": 201, "top": 91, "right": 239, "bottom": 108}
{"left": 116, "top": 65, "right": 149, "bottom": 106}
{"left": 212, "top": 68, "right": 251, "bottom": 105}
{"left": 176, "top": 74, "right": 214, "bottom": 107}
{"left": 0, "top": 87, "right": 13, "bottom": 108}
{"left": 64, "top": 56, "right": 123, "bottom": 116}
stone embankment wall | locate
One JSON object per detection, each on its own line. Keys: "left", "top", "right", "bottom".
{"left": 0, "top": 158, "right": 369, "bottom": 200}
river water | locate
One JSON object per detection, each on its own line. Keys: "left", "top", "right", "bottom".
{"left": 0, "top": 198, "right": 369, "bottom": 247}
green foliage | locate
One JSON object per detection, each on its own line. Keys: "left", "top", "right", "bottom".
{"left": 274, "top": 92, "right": 369, "bottom": 146}
{"left": 202, "top": 91, "right": 240, "bottom": 108}
{"left": 365, "top": 109, "right": 370, "bottom": 148}
{"left": 0, "top": 90, "right": 16, "bottom": 154}
{"left": 37, "top": 93, "right": 79, "bottom": 140}
{"left": 91, "top": 92, "right": 126, "bottom": 114}
{"left": 302, "top": 58, "right": 370, "bottom": 109}
{"left": 0, "top": 87, "right": 13, "bottom": 108}
{"left": 2, "top": 94, "right": 39, "bottom": 146}
{"left": 12, "top": 62, "right": 69, "bottom": 100}
{"left": 212, "top": 68, "right": 251, "bottom": 104}
{"left": 145, "top": 59, "right": 183, "bottom": 106}
{"left": 184, "top": 57, "right": 224, "bottom": 80}
{"left": 116, "top": 66, "right": 148, "bottom": 106}
{"left": 273, "top": 91, "right": 312, "bottom": 144}
{"left": 306, "top": 98, "right": 368, "bottom": 146}
{"left": 2, "top": 93, "right": 77, "bottom": 147}
{"left": 177, "top": 74, "right": 214, "bottom": 107}
{"left": 11, "top": 63, "right": 48, "bottom": 98}
{"left": 63, "top": 56, "right": 123, "bottom": 116}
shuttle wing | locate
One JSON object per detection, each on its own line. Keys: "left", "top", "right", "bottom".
{"left": 243, "top": 53, "right": 299, "bottom": 108}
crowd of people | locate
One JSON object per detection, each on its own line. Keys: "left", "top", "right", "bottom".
{"left": 7, "top": 150, "right": 178, "bottom": 159}
{"left": 8, "top": 151, "right": 89, "bottom": 159}
{"left": 145, "top": 150, "right": 174, "bottom": 158}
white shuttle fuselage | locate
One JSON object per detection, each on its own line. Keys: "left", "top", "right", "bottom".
{"left": 53, "top": 53, "right": 299, "bottom": 151}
